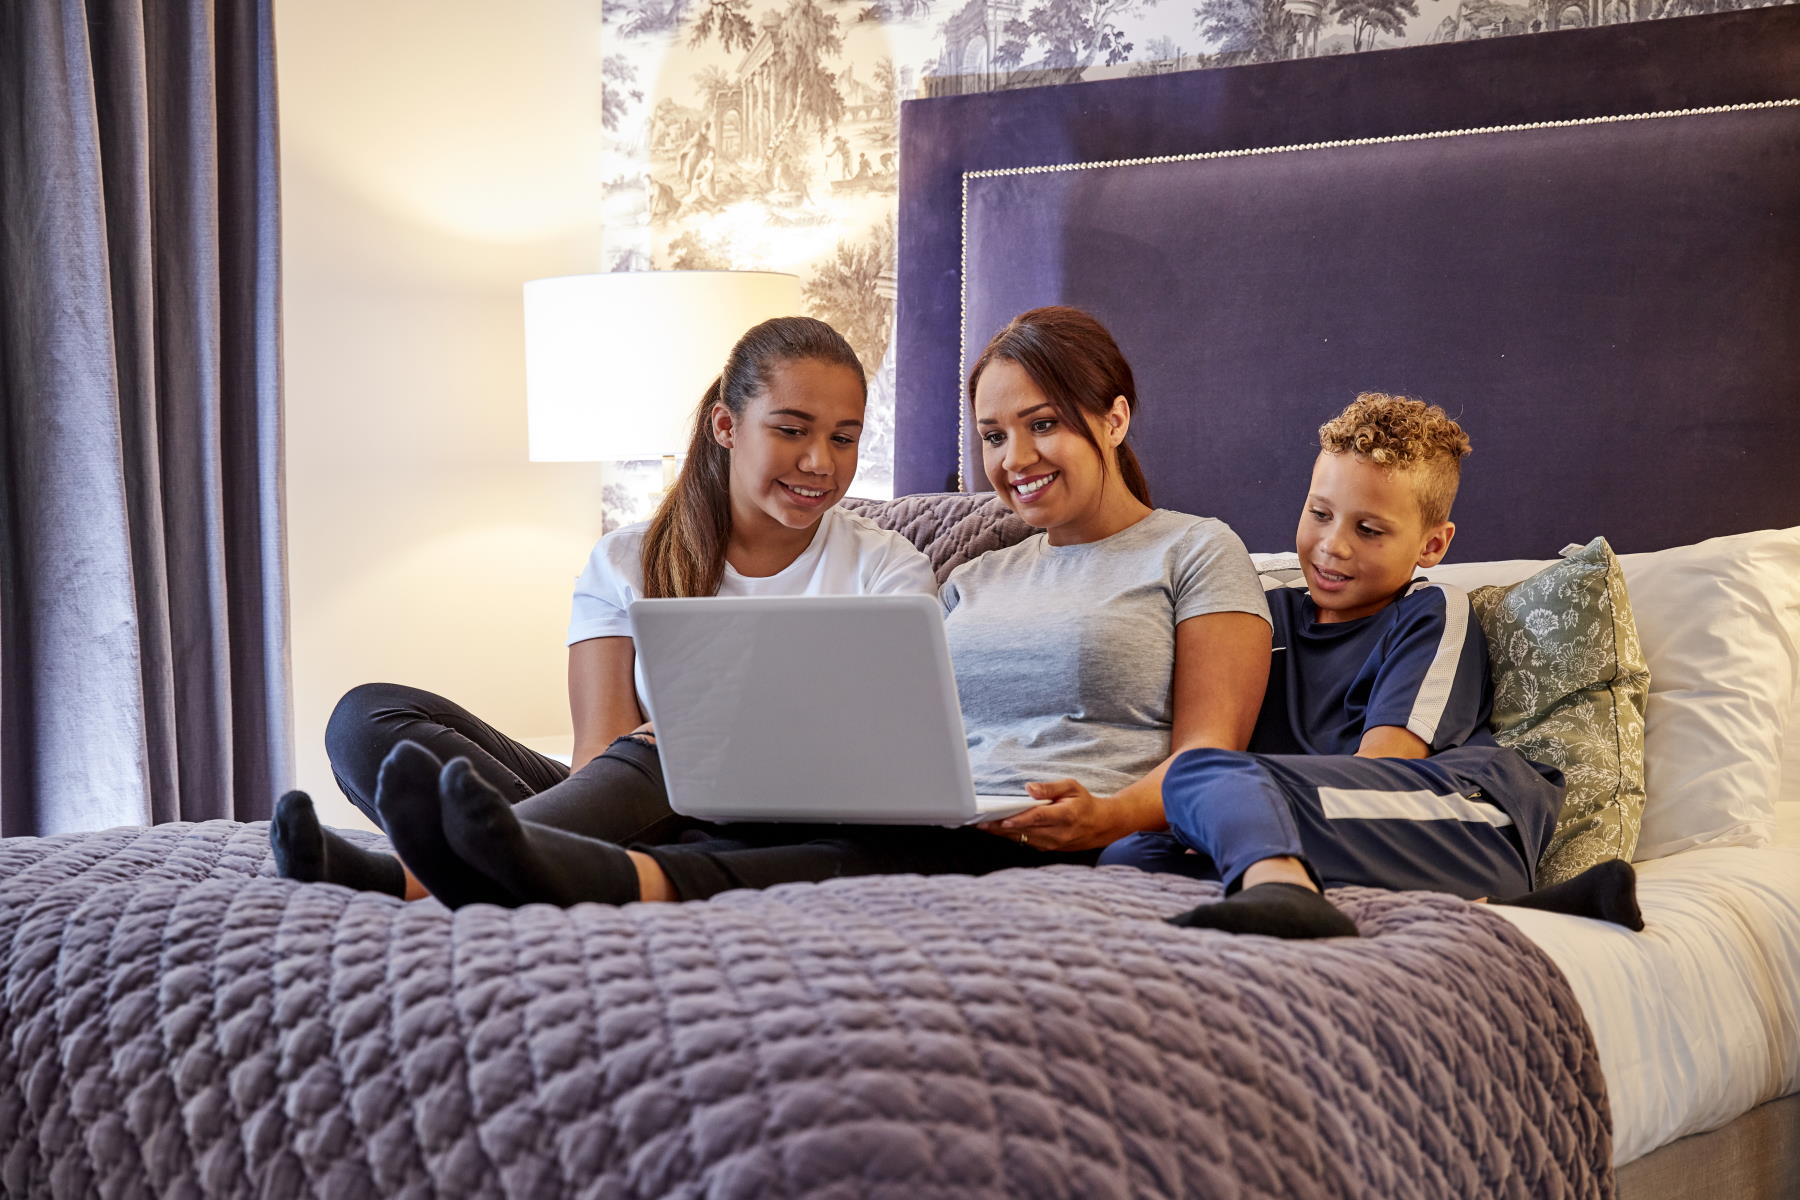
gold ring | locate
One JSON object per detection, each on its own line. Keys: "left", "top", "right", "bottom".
{"left": 1019, "top": 832, "right": 1029, "bottom": 845}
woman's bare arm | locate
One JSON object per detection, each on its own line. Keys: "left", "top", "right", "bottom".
{"left": 568, "top": 637, "right": 645, "bottom": 771}
{"left": 987, "top": 610, "right": 1272, "bottom": 850}
{"left": 1108, "top": 610, "right": 1272, "bottom": 828}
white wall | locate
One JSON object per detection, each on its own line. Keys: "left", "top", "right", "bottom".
{"left": 279, "top": 0, "right": 612, "bottom": 829}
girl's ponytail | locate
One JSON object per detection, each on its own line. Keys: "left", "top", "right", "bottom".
{"left": 641, "top": 378, "right": 735, "bottom": 598}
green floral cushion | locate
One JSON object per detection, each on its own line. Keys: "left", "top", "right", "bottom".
{"left": 1468, "top": 537, "right": 1650, "bottom": 885}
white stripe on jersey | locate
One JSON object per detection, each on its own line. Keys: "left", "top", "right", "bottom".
{"left": 1318, "top": 786, "right": 1514, "bottom": 827}
{"left": 1401, "top": 581, "right": 1467, "bottom": 747}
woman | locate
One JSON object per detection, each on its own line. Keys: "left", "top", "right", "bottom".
{"left": 325, "top": 305, "right": 1277, "bottom": 908}
{"left": 271, "top": 316, "right": 936, "bottom": 901}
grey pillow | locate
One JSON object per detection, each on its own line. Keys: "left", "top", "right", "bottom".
{"left": 842, "top": 492, "right": 1034, "bottom": 585}
{"left": 1469, "top": 537, "right": 1650, "bottom": 885}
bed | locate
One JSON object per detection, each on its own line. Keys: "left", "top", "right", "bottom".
{"left": 1, "top": 508, "right": 1793, "bottom": 1199}
{"left": 3, "top": 9, "right": 1798, "bottom": 1199}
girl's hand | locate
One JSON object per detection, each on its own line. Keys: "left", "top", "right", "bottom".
{"left": 979, "top": 779, "right": 1123, "bottom": 852}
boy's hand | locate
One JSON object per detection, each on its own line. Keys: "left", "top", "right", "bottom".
{"left": 980, "top": 779, "right": 1123, "bottom": 851}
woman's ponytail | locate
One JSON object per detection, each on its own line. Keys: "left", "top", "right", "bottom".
{"left": 1117, "top": 444, "right": 1151, "bottom": 507}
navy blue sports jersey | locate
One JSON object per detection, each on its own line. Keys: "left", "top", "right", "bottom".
{"left": 1251, "top": 580, "right": 1496, "bottom": 758}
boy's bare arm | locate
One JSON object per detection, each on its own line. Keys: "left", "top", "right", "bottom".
{"left": 1355, "top": 724, "right": 1430, "bottom": 759}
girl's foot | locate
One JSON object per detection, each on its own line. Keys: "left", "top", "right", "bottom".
{"left": 375, "top": 741, "right": 513, "bottom": 908}
{"left": 270, "top": 791, "right": 406, "bottom": 896}
{"left": 439, "top": 756, "right": 642, "bottom": 908}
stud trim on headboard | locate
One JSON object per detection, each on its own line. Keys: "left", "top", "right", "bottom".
{"left": 954, "top": 98, "right": 1800, "bottom": 492}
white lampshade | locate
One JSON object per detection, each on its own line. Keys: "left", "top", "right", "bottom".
{"left": 522, "top": 270, "right": 804, "bottom": 462}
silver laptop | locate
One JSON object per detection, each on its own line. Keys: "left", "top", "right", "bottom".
{"left": 628, "top": 594, "right": 1043, "bottom": 826}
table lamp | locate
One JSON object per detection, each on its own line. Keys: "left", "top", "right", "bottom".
{"left": 523, "top": 270, "right": 805, "bottom": 488}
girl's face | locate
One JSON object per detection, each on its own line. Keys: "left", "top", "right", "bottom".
{"left": 974, "top": 358, "right": 1129, "bottom": 542}
{"left": 714, "top": 357, "right": 865, "bottom": 533}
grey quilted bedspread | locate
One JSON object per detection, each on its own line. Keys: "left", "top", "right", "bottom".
{"left": 0, "top": 821, "right": 1611, "bottom": 1198}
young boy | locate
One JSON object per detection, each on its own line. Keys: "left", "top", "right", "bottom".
{"left": 1103, "top": 393, "right": 1641, "bottom": 939}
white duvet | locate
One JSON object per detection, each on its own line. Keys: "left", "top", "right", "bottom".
{"left": 1493, "top": 811, "right": 1800, "bottom": 1165}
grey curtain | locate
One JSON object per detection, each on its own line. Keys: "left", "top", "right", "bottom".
{"left": 0, "top": 0, "right": 290, "bottom": 834}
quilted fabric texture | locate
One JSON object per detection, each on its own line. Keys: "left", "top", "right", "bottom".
{"left": 0, "top": 822, "right": 1611, "bottom": 1199}
{"left": 1469, "top": 538, "right": 1650, "bottom": 885}
{"left": 842, "top": 493, "right": 1035, "bottom": 585}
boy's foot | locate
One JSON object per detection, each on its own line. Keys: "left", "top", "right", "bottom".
{"left": 1167, "top": 882, "right": 1360, "bottom": 940}
{"left": 375, "top": 741, "right": 513, "bottom": 909}
{"left": 1494, "top": 859, "right": 1644, "bottom": 930}
{"left": 270, "top": 790, "right": 405, "bottom": 897}
{"left": 439, "top": 756, "right": 641, "bottom": 908}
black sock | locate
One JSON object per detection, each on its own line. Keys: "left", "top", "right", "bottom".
{"left": 270, "top": 790, "right": 406, "bottom": 896}
{"left": 1496, "top": 859, "right": 1644, "bottom": 930}
{"left": 1167, "top": 882, "right": 1360, "bottom": 940}
{"left": 439, "top": 756, "right": 641, "bottom": 908}
{"left": 374, "top": 740, "right": 514, "bottom": 909}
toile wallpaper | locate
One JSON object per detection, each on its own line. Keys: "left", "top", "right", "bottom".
{"left": 596, "top": 0, "right": 1791, "bottom": 523}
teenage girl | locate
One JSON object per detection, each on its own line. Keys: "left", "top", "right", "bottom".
{"left": 321, "top": 305, "right": 1277, "bottom": 906}
{"left": 270, "top": 317, "right": 936, "bottom": 900}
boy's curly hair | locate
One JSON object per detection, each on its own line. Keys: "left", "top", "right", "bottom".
{"left": 1318, "top": 393, "right": 1471, "bottom": 527}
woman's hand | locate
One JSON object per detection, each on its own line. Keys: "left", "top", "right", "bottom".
{"left": 979, "top": 779, "right": 1135, "bottom": 852}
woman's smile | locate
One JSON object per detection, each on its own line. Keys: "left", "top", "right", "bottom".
{"left": 1011, "top": 471, "right": 1060, "bottom": 504}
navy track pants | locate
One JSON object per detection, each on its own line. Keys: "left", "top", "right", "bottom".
{"left": 1104, "top": 744, "right": 1563, "bottom": 898}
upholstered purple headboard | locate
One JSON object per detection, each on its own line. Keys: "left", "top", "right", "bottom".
{"left": 894, "top": 8, "right": 1800, "bottom": 560}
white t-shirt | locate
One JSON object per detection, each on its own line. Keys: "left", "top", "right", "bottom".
{"left": 567, "top": 505, "right": 937, "bottom": 707}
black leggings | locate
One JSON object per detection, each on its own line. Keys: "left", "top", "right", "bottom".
{"left": 325, "top": 682, "right": 1095, "bottom": 901}
{"left": 325, "top": 681, "right": 690, "bottom": 844}
{"left": 642, "top": 821, "right": 1095, "bottom": 901}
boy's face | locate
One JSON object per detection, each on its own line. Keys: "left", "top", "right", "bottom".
{"left": 1296, "top": 451, "right": 1455, "bottom": 623}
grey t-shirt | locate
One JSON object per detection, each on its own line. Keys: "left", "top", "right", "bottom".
{"left": 941, "top": 509, "right": 1270, "bottom": 797}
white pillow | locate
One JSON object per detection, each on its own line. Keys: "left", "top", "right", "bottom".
{"left": 1268, "top": 528, "right": 1800, "bottom": 861}
{"left": 1781, "top": 670, "right": 1800, "bottom": 809}
{"left": 1616, "top": 528, "right": 1800, "bottom": 857}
